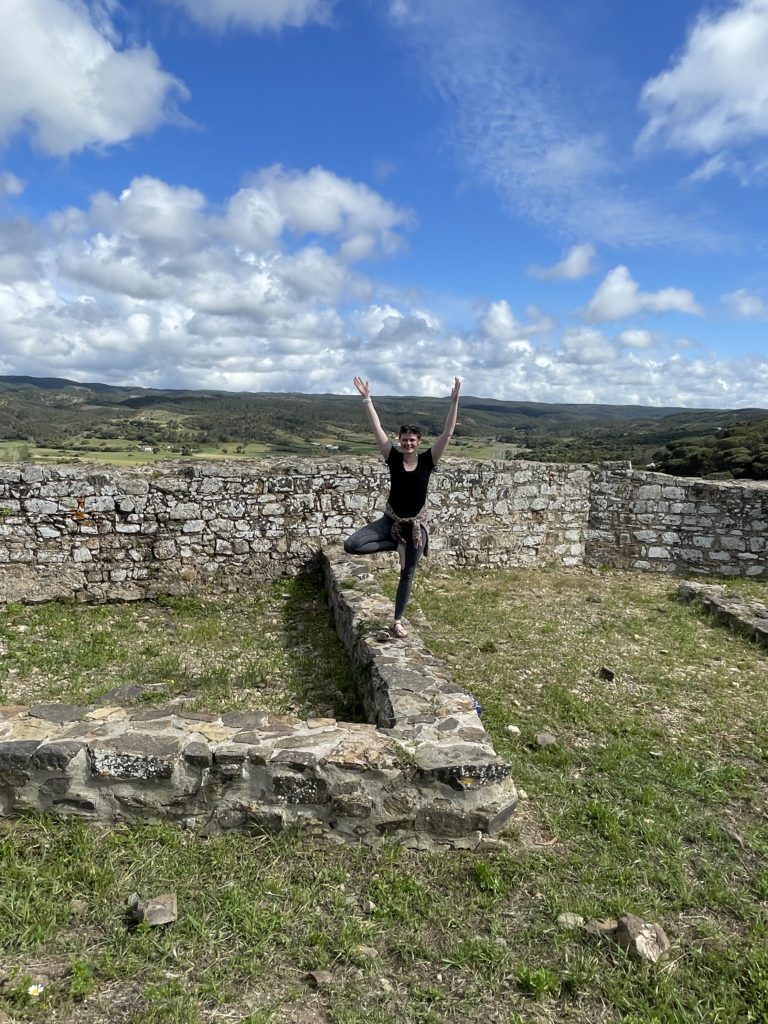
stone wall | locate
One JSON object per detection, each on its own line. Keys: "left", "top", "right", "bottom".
{"left": 0, "top": 459, "right": 766, "bottom": 604}
{"left": 0, "top": 459, "right": 592, "bottom": 603}
{"left": 588, "top": 466, "right": 768, "bottom": 577}
{"left": 0, "top": 550, "right": 517, "bottom": 848}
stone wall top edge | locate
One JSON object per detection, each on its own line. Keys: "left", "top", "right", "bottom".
{"left": 620, "top": 469, "right": 768, "bottom": 492}
{"left": 4, "top": 459, "right": 767, "bottom": 494}
{"left": 5, "top": 456, "right": 604, "bottom": 478}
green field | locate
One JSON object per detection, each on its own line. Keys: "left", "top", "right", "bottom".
{"left": 1, "top": 567, "right": 766, "bottom": 1023}
{"left": 0, "top": 435, "right": 517, "bottom": 466}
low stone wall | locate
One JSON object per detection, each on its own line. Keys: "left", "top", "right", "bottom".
{"left": 0, "top": 549, "right": 517, "bottom": 846}
{"left": 678, "top": 581, "right": 768, "bottom": 646}
{"left": 588, "top": 468, "right": 768, "bottom": 577}
{"left": 0, "top": 458, "right": 592, "bottom": 603}
{"left": 1, "top": 459, "right": 766, "bottom": 605}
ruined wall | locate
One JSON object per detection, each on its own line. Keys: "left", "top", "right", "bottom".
{"left": 0, "top": 551, "right": 517, "bottom": 847}
{"left": 0, "top": 458, "right": 766, "bottom": 603}
{"left": 0, "top": 459, "right": 591, "bottom": 602}
{"left": 588, "top": 466, "right": 768, "bottom": 577}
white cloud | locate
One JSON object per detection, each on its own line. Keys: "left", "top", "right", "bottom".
{"left": 86, "top": 177, "right": 208, "bottom": 251}
{"left": 585, "top": 266, "right": 702, "bottom": 322}
{"left": 529, "top": 243, "right": 597, "bottom": 281}
{"left": 686, "top": 149, "right": 768, "bottom": 186}
{"left": 617, "top": 329, "right": 655, "bottom": 349}
{"left": 478, "top": 300, "right": 524, "bottom": 341}
{"left": 0, "top": 168, "right": 410, "bottom": 391}
{"left": 388, "top": 0, "right": 423, "bottom": 26}
{"left": 638, "top": 0, "right": 768, "bottom": 156}
{"left": 221, "top": 166, "right": 409, "bottom": 259}
{"left": 0, "top": 173, "right": 25, "bottom": 199}
{"left": 164, "top": 0, "right": 334, "bottom": 32}
{"left": 722, "top": 288, "right": 768, "bottom": 318}
{"left": 477, "top": 300, "right": 552, "bottom": 344}
{"left": 386, "top": 0, "right": 720, "bottom": 248}
{"left": 560, "top": 327, "right": 615, "bottom": 366}
{"left": 0, "top": 0, "right": 186, "bottom": 157}
{"left": 0, "top": 168, "right": 765, "bottom": 408}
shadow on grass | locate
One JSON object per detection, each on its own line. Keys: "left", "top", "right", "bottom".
{"left": 278, "top": 562, "right": 367, "bottom": 724}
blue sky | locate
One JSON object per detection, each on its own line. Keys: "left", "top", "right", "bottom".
{"left": 1, "top": 0, "right": 767, "bottom": 407}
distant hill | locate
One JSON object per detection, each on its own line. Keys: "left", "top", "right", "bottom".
{"left": 1, "top": 374, "right": 767, "bottom": 476}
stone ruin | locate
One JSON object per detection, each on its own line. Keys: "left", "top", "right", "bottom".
{"left": 0, "top": 458, "right": 766, "bottom": 846}
{"left": 0, "top": 550, "right": 516, "bottom": 848}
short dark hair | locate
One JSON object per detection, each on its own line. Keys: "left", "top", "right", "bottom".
{"left": 398, "top": 425, "right": 422, "bottom": 438}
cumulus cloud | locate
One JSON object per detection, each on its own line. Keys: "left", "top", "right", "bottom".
{"left": 638, "top": 0, "right": 768, "bottom": 158}
{"left": 560, "top": 327, "right": 615, "bottom": 366}
{"left": 220, "top": 165, "right": 409, "bottom": 259}
{"left": 477, "top": 300, "right": 553, "bottom": 344}
{"left": 722, "top": 288, "right": 768, "bottom": 318}
{"left": 0, "top": 173, "right": 25, "bottom": 199}
{"left": 163, "top": 0, "right": 334, "bottom": 32}
{"left": 584, "top": 266, "right": 702, "bottom": 322}
{"left": 0, "top": 167, "right": 765, "bottom": 407}
{"left": 0, "top": 0, "right": 186, "bottom": 157}
{"left": 0, "top": 167, "right": 411, "bottom": 391}
{"left": 617, "top": 329, "right": 655, "bottom": 349}
{"left": 529, "top": 243, "right": 597, "bottom": 281}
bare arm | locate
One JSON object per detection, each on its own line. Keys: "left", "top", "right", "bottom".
{"left": 353, "top": 376, "right": 392, "bottom": 460}
{"left": 431, "top": 377, "right": 461, "bottom": 463}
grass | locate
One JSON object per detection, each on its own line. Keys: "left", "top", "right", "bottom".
{"left": 0, "top": 571, "right": 364, "bottom": 721}
{"left": 1, "top": 566, "right": 767, "bottom": 1022}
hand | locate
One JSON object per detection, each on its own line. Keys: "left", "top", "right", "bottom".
{"left": 353, "top": 376, "right": 370, "bottom": 399}
{"left": 450, "top": 377, "right": 461, "bottom": 402}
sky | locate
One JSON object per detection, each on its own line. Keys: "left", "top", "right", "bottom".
{"left": 1, "top": 0, "right": 768, "bottom": 408}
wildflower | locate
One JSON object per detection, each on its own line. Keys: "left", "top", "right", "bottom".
{"left": 27, "top": 983, "right": 44, "bottom": 999}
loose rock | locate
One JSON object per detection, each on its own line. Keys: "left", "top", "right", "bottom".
{"left": 352, "top": 944, "right": 379, "bottom": 960}
{"left": 615, "top": 913, "right": 670, "bottom": 963}
{"left": 718, "top": 822, "right": 745, "bottom": 848}
{"left": 585, "top": 917, "right": 618, "bottom": 939}
{"left": 535, "top": 731, "right": 557, "bottom": 749}
{"left": 557, "top": 912, "right": 585, "bottom": 930}
{"left": 306, "top": 970, "right": 333, "bottom": 990}
{"left": 127, "top": 892, "right": 178, "bottom": 927}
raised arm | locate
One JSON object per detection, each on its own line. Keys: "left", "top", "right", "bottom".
{"left": 431, "top": 377, "right": 461, "bottom": 463}
{"left": 353, "top": 376, "right": 392, "bottom": 460}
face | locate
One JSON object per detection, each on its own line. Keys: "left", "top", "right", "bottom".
{"left": 399, "top": 432, "right": 421, "bottom": 455}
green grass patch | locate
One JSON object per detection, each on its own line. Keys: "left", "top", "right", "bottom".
{"left": 0, "top": 572, "right": 364, "bottom": 720}
{"left": 1, "top": 567, "right": 767, "bottom": 1022}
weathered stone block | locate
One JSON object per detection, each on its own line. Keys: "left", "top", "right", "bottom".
{"left": 183, "top": 741, "right": 212, "bottom": 767}
{"left": 29, "top": 704, "right": 88, "bottom": 724}
{"left": 52, "top": 795, "right": 97, "bottom": 816}
{"left": 41, "top": 776, "right": 71, "bottom": 796}
{"left": 0, "top": 740, "right": 40, "bottom": 771}
{"left": 224, "top": 710, "right": 269, "bottom": 730}
{"left": 272, "top": 773, "right": 330, "bottom": 804}
{"left": 214, "top": 743, "right": 251, "bottom": 764}
{"left": 88, "top": 734, "right": 181, "bottom": 780}
{"left": 31, "top": 741, "right": 85, "bottom": 771}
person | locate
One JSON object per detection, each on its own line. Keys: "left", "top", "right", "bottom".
{"left": 344, "top": 375, "right": 461, "bottom": 638}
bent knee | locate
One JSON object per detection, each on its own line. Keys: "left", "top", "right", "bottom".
{"left": 343, "top": 538, "right": 356, "bottom": 554}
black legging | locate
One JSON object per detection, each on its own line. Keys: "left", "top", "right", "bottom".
{"left": 344, "top": 515, "right": 426, "bottom": 620}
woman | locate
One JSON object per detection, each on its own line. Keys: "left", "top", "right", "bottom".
{"left": 344, "top": 375, "right": 461, "bottom": 638}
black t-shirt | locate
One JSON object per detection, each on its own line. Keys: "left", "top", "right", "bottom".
{"left": 386, "top": 447, "right": 435, "bottom": 518}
